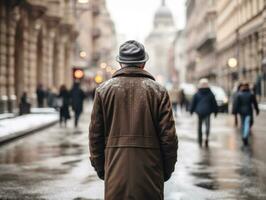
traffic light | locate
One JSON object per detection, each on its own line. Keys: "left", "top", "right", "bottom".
{"left": 73, "top": 68, "right": 84, "bottom": 80}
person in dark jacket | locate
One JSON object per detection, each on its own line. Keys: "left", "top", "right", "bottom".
{"left": 190, "top": 78, "right": 218, "bottom": 147}
{"left": 89, "top": 40, "right": 178, "bottom": 200}
{"left": 71, "top": 82, "right": 86, "bottom": 127}
{"left": 19, "top": 92, "right": 31, "bottom": 115}
{"left": 233, "top": 83, "right": 259, "bottom": 146}
{"left": 179, "top": 89, "right": 187, "bottom": 112}
{"left": 58, "top": 85, "right": 71, "bottom": 127}
{"left": 232, "top": 82, "right": 243, "bottom": 127}
{"left": 36, "top": 83, "right": 46, "bottom": 107}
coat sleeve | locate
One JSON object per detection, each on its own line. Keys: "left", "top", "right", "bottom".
{"left": 158, "top": 90, "right": 178, "bottom": 182}
{"left": 89, "top": 90, "right": 105, "bottom": 180}
{"left": 190, "top": 94, "right": 197, "bottom": 114}
{"left": 211, "top": 93, "right": 218, "bottom": 114}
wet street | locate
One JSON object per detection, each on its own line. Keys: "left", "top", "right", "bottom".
{"left": 0, "top": 103, "right": 266, "bottom": 200}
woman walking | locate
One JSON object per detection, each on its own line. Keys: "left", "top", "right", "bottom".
{"left": 233, "top": 82, "right": 259, "bottom": 146}
{"left": 58, "top": 85, "right": 71, "bottom": 127}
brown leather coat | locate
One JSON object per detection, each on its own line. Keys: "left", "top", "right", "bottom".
{"left": 89, "top": 67, "right": 178, "bottom": 200}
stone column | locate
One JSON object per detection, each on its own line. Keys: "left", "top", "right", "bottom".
{"left": 22, "top": 22, "right": 29, "bottom": 99}
{"left": 47, "top": 30, "right": 55, "bottom": 88}
{"left": 28, "top": 24, "right": 42, "bottom": 106}
{"left": 53, "top": 24, "right": 71, "bottom": 89}
{"left": 66, "top": 41, "right": 75, "bottom": 88}
{"left": 61, "top": 25, "right": 74, "bottom": 88}
{"left": 26, "top": 4, "right": 46, "bottom": 105}
{"left": 52, "top": 35, "right": 60, "bottom": 89}
{"left": 44, "top": 27, "right": 57, "bottom": 89}
{"left": 6, "top": 7, "right": 20, "bottom": 112}
{"left": 10, "top": 9, "right": 32, "bottom": 112}
{"left": 42, "top": 27, "right": 50, "bottom": 88}
{"left": 0, "top": 2, "right": 8, "bottom": 113}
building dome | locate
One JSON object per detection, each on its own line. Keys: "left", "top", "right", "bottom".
{"left": 155, "top": 5, "right": 173, "bottom": 19}
{"left": 153, "top": 0, "right": 174, "bottom": 27}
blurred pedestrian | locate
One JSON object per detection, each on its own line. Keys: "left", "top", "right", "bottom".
{"left": 233, "top": 82, "right": 259, "bottom": 146}
{"left": 87, "top": 87, "right": 95, "bottom": 102}
{"left": 232, "top": 82, "right": 243, "bottom": 127}
{"left": 169, "top": 86, "right": 179, "bottom": 117}
{"left": 19, "top": 92, "right": 31, "bottom": 115}
{"left": 89, "top": 40, "right": 178, "bottom": 199}
{"left": 71, "top": 82, "right": 86, "bottom": 127}
{"left": 179, "top": 89, "right": 187, "bottom": 112}
{"left": 46, "top": 87, "right": 57, "bottom": 108}
{"left": 36, "top": 83, "right": 46, "bottom": 108}
{"left": 58, "top": 85, "right": 71, "bottom": 127}
{"left": 190, "top": 78, "right": 218, "bottom": 147}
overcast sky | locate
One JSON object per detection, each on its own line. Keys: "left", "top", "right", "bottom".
{"left": 106, "top": 0, "right": 186, "bottom": 43}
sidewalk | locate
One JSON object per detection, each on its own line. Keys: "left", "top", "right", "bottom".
{"left": 259, "top": 102, "right": 266, "bottom": 111}
{"left": 0, "top": 108, "right": 59, "bottom": 144}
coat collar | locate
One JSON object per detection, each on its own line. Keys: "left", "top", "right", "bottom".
{"left": 112, "top": 67, "right": 155, "bottom": 81}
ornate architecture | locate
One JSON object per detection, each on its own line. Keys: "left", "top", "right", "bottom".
{"left": 0, "top": 0, "right": 78, "bottom": 113}
{"left": 185, "top": 0, "right": 266, "bottom": 98}
{"left": 174, "top": 30, "right": 186, "bottom": 83}
{"left": 216, "top": 0, "right": 266, "bottom": 97}
{"left": 90, "top": 0, "right": 116, "bottom": 68}
{"left": 145, "top": 0, "right": 176, "bottom": 84}
{"left": 185, "top": 0, "right": 217, "bottom": 83}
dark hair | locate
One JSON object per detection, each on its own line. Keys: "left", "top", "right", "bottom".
{"left": 60, "top": 85, "right": 67, "bottom": 92}
{"left": 237, "top": 83, "right": 243, "bottom": 91}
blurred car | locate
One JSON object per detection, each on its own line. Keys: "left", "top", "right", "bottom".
{"left": 210, "top": 86, "right": 229, "bottom": 113}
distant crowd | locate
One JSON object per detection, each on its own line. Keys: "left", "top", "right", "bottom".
{"left": 168, "top": 79, "right": 260, "bottom": 147}
{"left": 19, "top": 83, "right": 96, "bottom": 128}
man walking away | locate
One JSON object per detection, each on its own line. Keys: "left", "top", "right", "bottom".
{"left": 71, "top": 82, "right": 86, "bottom": 127}
{"left": 89, "top": 40, "right": 178, "bottom": 200}
{"left": 190, "top": 78, "right": 218, "bottom": 147}
{"left": 233, "top": 82, "right": 259, "bottom": 146}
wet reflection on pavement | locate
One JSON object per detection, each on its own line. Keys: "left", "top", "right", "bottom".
{"left": 0, "top": 106, "right": 266, "bottom": 200}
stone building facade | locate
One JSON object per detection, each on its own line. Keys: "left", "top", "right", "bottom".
{"left": 90, "top": 0, "right": 116, "bottom": 68}
{"left": 185, "top": 0, "right": 266, "bottom": 98}
{"left": 174, "top": 30, "right": 186, "bottom": 83}
{"left": 0, "top": 0, "right": 78, "bottom": 113}
{"left": 185, "top": 0, "right": 217, "bottom": 83}
{"left": 216, "top": 0, "right": 266, "bottom": 97}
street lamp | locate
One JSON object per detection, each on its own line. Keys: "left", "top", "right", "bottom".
{"left": 228, "top": 57, "right": 238, "bottom": 68}
{"left": 100, "top": 62, "right": 107, "bottom": 69}
{"left": 79, "top": 51, "right": 87, "bottom": 58}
